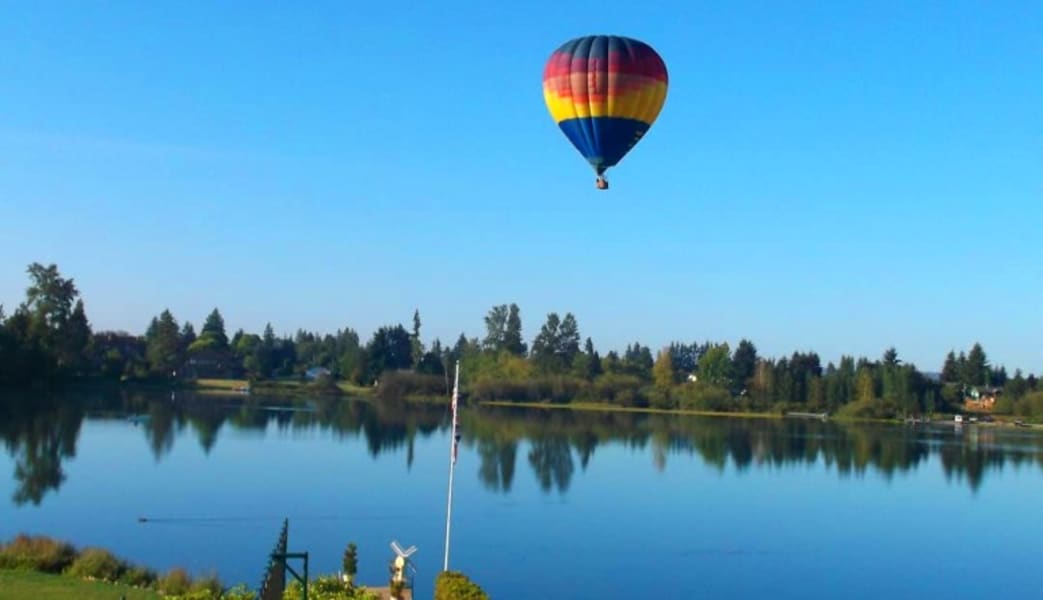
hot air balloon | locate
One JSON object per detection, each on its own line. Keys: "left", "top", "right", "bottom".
{"left": 543, "top": 35, "right": 668, "bottom": 190}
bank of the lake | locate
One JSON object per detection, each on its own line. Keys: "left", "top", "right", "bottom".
{"left": 480, "top": 399, "right": 782, "bottom": 420}
{"left": 479, "top": 399, "right": 1043, "bottom": 430}
{"left": 56, "top": 376, "right": 1043, "bottom": 430}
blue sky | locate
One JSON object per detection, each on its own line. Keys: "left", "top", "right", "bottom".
{"left": 1, "top": 2, "right": 1040, "bottom": 372}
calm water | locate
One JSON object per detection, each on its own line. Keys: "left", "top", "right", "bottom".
{"left": 3, "top": 390, "right": 1043, "bottom": 599}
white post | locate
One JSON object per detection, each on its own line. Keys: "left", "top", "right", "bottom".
{"left": 443, "top": 361, "right": 460, "bottom": 571}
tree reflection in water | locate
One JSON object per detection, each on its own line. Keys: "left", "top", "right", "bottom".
{"left": 4, "top": 390, "right": 1043, "bottom": 506}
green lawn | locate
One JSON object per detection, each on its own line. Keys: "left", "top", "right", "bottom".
{"left": 191, "top": 377, "right": 373, "bottom": 398}
{"left": 0, "top": 570, "right": 161, "bottom": 600}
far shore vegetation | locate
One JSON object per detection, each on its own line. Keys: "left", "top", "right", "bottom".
{"left": 3, "top": 262, "right": 1043, "bottom": 423}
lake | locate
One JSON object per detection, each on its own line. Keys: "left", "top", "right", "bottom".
{"left": 2, "top": 389, "right": 1043, "bottom": 599}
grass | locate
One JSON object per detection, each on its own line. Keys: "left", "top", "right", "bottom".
{"left": 480, "top": 400, "right": 783, "bottom": 419}
{"left": 0, "top": 569, "right": 161, "bottom": 600}
{"left": 193, "top": 378, "right": 248, "bottom": 390}
{"left": 192, "top": 377, "right": 374, "bottom": 398}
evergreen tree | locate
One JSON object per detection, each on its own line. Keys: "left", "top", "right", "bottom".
{"left": 180, "top": 322, "right": 197, "bottom": 351}
{"left": 199, "top": 308, "right": 228, "bottom": 349}
{"left": 825, "top": 363, "right": 844, "bottom": 410}
{"left": 622, "top": 342, "right": 654, "bottom": 380}
{"left": 956, "top": 351, "right": 969, "bottom": 385}
{"left": 504, "top": 303, "right": 526, "bottom": 356}
{"left": 990, "top": 365, "right": 1008, "bottom": 387}
{"left": 941, "top": 351, "right": 959, "bottom": 383}
{"left": 1006, "top": 369, "right": 1028, "bottom": 400}
{"left": 411, "top": 309, "right": 424, "bottom": 367}
{"left": 365, "top": 324, "right": 413, "bottom": 381}
{"left": 966, "top": 343, "right": 988, "bottom": 386}
{"left": 583, "top": 337, "right": 602, "bottom": 380}
{"left": 146, "top": 309, "right": 181, "bottom": 376}
{"left": 342, "top": 542, "right": 358, "bottom": 586}
{"left": 57, "top": 299, "right": 92, "bottom": 374}
{"left": 731, "top": 339, "right": 758, "bottom": 391}
{"left": 601, "top": 350, "right": 621, "bottom": 375}
{"left": 837, "top": 355, "right": 857, "bottom": 407}
{"left": 668, "top": 342, "right": 700, "bottom": 375}
{"left": 557, "top": 313, "right": 581, "bottom": 368}
{"left": 882, "top": 347, "right": 900, "bottom": 367}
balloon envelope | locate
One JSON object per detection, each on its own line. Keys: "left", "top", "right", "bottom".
{"left": 543, "top": 35, "right": 668, "bottom": 176}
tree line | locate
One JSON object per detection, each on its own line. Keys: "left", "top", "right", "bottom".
{"left": 2, "top": 262, "right": 1041, "bottom": 419}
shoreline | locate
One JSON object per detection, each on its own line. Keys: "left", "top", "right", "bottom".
{"left": 479, "top": 400, "right": 785, "bottom": 420}
{"left": 478, "top": 400, "right": 1043, "bottom": 429}
{"left": 23, "top": 379, "right": 1043, "bottom": 429}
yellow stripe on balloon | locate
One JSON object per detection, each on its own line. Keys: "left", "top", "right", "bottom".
{"left": 543, "top": 80, "right": 667, "bottom": 124}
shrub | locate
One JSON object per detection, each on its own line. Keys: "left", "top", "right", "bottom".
{"left": 677, "top": 382, "right": 732, "bottom": 412}
{"left": 0, "top": 534, "right": 77, "bottom": 573}
{"left": 306, "top": 373, "right": 344, "bottom": 396}
{"left": 586, "top": 374, "right": 645, "bottom": 407}
{"left": 66, "top": 547, "right": 125, "bottom": 581}
{"left": 469, "top": 377, "right": 533, "bottom": 403}
{"left": 188, "top": 571, "right": 224, "bottom": 598}
{"left": 993, "top": 396, "right": 1014, "bottom": 415}
{"left": 157, "top": 567, "right": 192, "bottom": 596}
{"left": 119, "top": 565, "right": 158, "bottom": 588}
{"left": 1020, "top": 391, "right": 1043, "bottom": 420}
{"left": 469, "top": 375, "right": 587, "bottom": 404}
{"left": 222, "top": 584, "right": 257, "bottom": 600}
{"left": 648, "top": 387, "right": 676, "bottom": 410}
{"left": 434, "top": 570, "right": 489, "bottom": 600}
{"left": 283, "top": 574, "right": 378, "bottom": 599}
{"left": 376, "top": 371, "right": 447, "bottom": 400}
{"left": 835, "top": 399, "right": 899, "bottom": 420}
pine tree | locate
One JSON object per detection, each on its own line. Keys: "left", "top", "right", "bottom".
{"left": 180, "top": 322, "right": 196, "bottom": 351}
{"left": 557, "top": 313, "right": 581, "bottom": 369}
{"left": 966, "top": 343, "right": 988, "bottom": 387}
{"left": 200, "top": 308, "right": 228, "bottom": 349}
{"left": 146, "top": 309, "right": 181, "bottom": 376}
{"left": 58, "top": 299, "right": 92, "bottom": 374}
{"left": 504, "top": 303, "right": 526, "bottom": 356}
{"left": 731, "top": 339, "right": 758, "bottom": 391}
{"left": 411, "top": 309, "right": 424, "bottom": 367}
{"left": 584, "top": 337, "right": 602, "bottom": 380}
{"left": 941, "top": 351, "right": 959, "bottom": 383}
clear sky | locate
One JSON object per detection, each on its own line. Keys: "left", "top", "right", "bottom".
{"left": 2, "top": 2, "right": 1040, "bottom": 372}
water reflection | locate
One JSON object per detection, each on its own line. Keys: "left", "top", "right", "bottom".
{"left": 0, "top": 393, "right": 83, "bottom": 506}
{"left": 3, "top": 390, "right": 1043, "bottom": 507}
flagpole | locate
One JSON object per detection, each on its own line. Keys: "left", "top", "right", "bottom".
{"left": 443, "top": 360, "right": 460, "bottom": 572}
